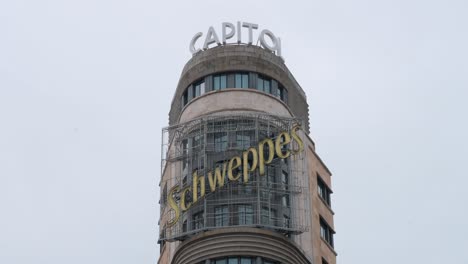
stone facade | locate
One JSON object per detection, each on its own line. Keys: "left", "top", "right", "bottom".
{"left": 159, "top": 44, "right": 336, "bottom": 264}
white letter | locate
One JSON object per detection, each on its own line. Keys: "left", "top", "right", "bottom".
{"left": 277, "top": 37, "right": 282, "bottom": 58}
{"left": 190, "top": 32, "right": 203, "bottom": 54}
{"left": 222, "top": 22, "right": 235, "bottom": 44}
{"left": 242, "top": 22, "right": 258, "bottom": 45}
{"left": 203, "top": 26, "right": 221, "bottom": 50}
{"left": 259, "top": 29, "right": 278, "bottom": 52}
{"left": 237, "top": 21, "right": 242, "bottom": 43}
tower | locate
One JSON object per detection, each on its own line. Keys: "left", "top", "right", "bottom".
{"left": 159, "top": 23, "right": 336, "bottom": 264}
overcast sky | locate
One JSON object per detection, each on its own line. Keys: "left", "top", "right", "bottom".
{"left": 1, "top": 0, "right": 467, "bottom": 263}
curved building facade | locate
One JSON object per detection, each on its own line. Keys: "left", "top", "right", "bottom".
{"left": 159, "top": 40, "right": 336, "bottom": 264}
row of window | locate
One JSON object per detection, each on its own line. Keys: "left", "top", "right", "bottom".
{"left": 317, "top": 174, "right": 332, "bottom": 207}
{"left": 317, "top": 174, "right": 335, "bottom": 250}
{"left": 184, "top": 204, "right": 291, "bottom": 232}
{"left": 320, "top": 217, "right": 334, "bottom": 248}
{"left": 199, "top": 256, "right": 279, "bottom": 264}
{"left": 181, "top": 71, "right": 288, "bottom": 107}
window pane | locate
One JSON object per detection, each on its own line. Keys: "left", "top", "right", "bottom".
{"left": 214, "top": 76, "right": 220, "bottom": 90}
{"left": 215, "top": 260, "right": 227, "bottom": 264}
{"left": 200, "top": 82, "right": 205, "bottom": 95}
{"left": 221, "top": 75, "right": 227, "bottom": 89}
{"left": 239, "top": 205, "right": 253, "bottom": 225}
{"left": 228, "top": 258, "right": 238, "bottom": 264}
{"left": 242, "top": 74, "right": 248, "bottom": 88}
{"left": 215, "top": 206, "right": 229, "bottom": 226}
{"left": 240, "top": 258, "right": 252, "bottom": 264}
{"left": 264, "top": 80, "right": 270, "bottom": 93}
{"left": 257, "top": 78, "right": 263, "bottom": 91}
{"left": 214, "top": 132, "right": 227, "bottom": 152}
{"left": 235, "top": 74, "right": 242, "bottom": 88}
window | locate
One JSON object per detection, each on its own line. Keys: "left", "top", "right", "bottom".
{"left": 238, "top": 205, "right": 254, "bottom": 225}
{"left": 281, "top": 194, "right": 290, "bottom": 207}
{"left": 240, "top": 258, "right": 253, "bottom": 264}
{"left": 261, "top": 207, "right": 277, "bottom": 226}
{"left": 235, "top": 73, "right": 249, "bottom": 88}
{"left": 213, "top": 257, "right": 254, "bottom": 264}
{"left": 320, "top": 217, "right": 335, "bottom": 247}
{"left": 210, "top": 257, "right": 276, "bottom": 264}
{"left": 215, "top": 206, "right": 229, "bottom": 226}
{"left": 214, "top": 132, "right": 228, "bottom": 152}
{"left": 182, "top": 90, "right": 189, "bottom": 106}
{"left": 214, "top": 74, "right": 227, "bottom": 90}
{"left": 322, "top": 258, "right": 329, "bottom": 264}
{"left": 192, "top": 134, "right": 204, "bottom": 150}
{"left": 276, "top": 85, "right": 287, "bottom": 102}
{"left": 281, "top": 170, "right": 289, "bottom": 190}
{"left": 192, "top": 211, "right": 204, "bottom": 230}
{"left": 257, "top": 75, "right": 271, "bottom": 93}
{"left": 192, "top": 80, "right": 205, "bottom": 97}
{"left": 236, "top": 131, "right": 251, "bottom": 150}
{"left": 283, "top": 214, "right": 290, "bottom": 228}
{"left": 317, "top": 175, "right": 332, "bottom": 206}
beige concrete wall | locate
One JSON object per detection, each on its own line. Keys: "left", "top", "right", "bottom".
{"left": 306, "top": 143, "right": 337, "bottom": 264}
{"left": 179, "top": 89, "right": 293, "bottom": 123}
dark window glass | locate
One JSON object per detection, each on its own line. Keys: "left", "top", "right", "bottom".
{"left": 193, "top": 134, "right": 204, "bottom": 150}
{"left": 214, "top": 132, "right": 228, "bottom": 152}
{"left": 228, "top": 258, "right": 237, "bottom": 264}
{"left": 320, "top": 218, "right": 334, "bottom": 247}
{"left": 192, "top": 80, "right": 205, "bottom": 97}
{"left": 257, "top": 75, "right": 271, "bottom": 93}
{"left": 215, "top": 260, "right": 227, "bottom": 264}
{"left": 281, "top": 171, "right": 289, "bottom": 189}
{"left": 282, "top": 194, "right": 290, "bottom": 207}
{"left": 182, "top": 90, "right": 189, "bottom": 106}
{"left": 240, "top": 258, "right": 252, "bottom": 264}
{"left": 215, "top": 206, "right": 229, "bottom": 226}
{"left": 318, "top": 175, "right": 332, "bottom": 206}
{"left": 238, "top": 205, "right": 254, "bottom": 225}
{"left": 261, "top": 207, "right": 277, "bottom": 225}
{"left": 236, "top": 131, "right": 252, "bottom": 150}
{"left": 235, "top": 73, "right": 249, "bottom": 88}
{"left": 214, "top": 74, "right": 227, "bottom": 90}
{"left": 283, "top": 214, "right": 290, "bottom": 228}
{"left": 322, "top": 258, "right": 329, "bottom": 264}
{"left": 277, "top": 85, "right": 287, "bottom": 101}
{"left": 192, "top": 211, "right": 204, "bottom": 230}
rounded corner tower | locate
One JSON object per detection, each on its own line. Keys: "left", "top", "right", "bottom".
{"left": 159, "top": 23, "right": 336, "bottom": 264}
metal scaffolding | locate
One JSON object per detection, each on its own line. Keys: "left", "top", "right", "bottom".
{"left": 159, "top": 114, "right": 310, "bottom": 242}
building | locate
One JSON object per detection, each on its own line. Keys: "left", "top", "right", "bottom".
{"left": 158, "top": 23, "right": 336, "bottom": 264}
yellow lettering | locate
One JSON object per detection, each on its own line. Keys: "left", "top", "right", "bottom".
{"left": 180, "top": 186, "right": 192, "bottom": 211}
{"left": 242, "top": 147, "right": 258, "bottom": 183}
{"left": 207, "top": 163, "right": 227, "bottom": 192}
{"left": 166, "top": 186, "right": 180, "bottom": 228}
{"left": 275, "top": 132, "right": 291, "bottom": 159}
{"left": 192, "top": 170, "right": 206, "bottom": 203}
{"left": 258, "top": 138, "right": 274, "bottom": 176}
{"left": 228, "top": 156, "right": 242, "bottom": 181}
{"left": 291, "top": 124, "right": 304, "bottom": 154}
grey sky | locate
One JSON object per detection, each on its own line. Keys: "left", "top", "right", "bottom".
{"left": 1, "top": 0, "right": 467, "bottom": 263}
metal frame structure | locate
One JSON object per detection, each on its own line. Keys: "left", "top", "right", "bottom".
{"left": 160, "top": 114, "right": 309, "bottom": 242}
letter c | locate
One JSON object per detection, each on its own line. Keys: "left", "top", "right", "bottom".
{"left": 190, "top": 32, "right": 203, "bottom": 54}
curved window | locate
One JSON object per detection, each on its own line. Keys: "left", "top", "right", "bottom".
{"left": 235, "top": 73, "right": 249, "bottom": 88}
{"left": 203, "top": 257, "right": 279, "bottom": 264}
{"left": 257, "top": 75, "right": 271, "bottom": 94}
{"left": 214, "top": 74, "right": 227, "bottom": 90}
{"left": 181, "top": 71, "right": 288, "bottom": 107}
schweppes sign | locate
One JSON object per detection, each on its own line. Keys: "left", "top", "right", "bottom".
{"left": 166, "top": 124, "right": 304, "bottom": 227}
